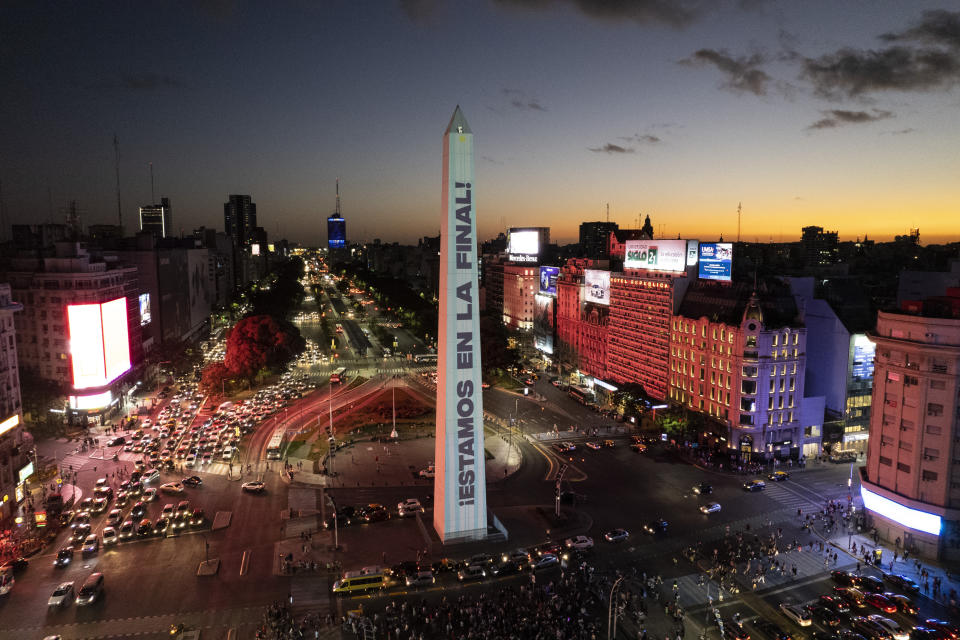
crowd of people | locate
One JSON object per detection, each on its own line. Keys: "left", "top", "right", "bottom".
{"left": 255, "top": 600, "right": 335, "bottom": 639}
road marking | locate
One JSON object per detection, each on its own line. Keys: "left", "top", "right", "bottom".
{"left": 240, "top": 549, "right": 251, "bottom": 576}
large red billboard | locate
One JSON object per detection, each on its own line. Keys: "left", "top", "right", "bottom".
{"left": 67, "top": 297, "right": 131, "bottom": 389}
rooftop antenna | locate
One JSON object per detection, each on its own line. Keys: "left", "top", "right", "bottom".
{"left": 335, "top": 177, "right": 341, "bottom": 216}
{"left": 737, "top": 202, "right": 742, "bottom": 243}
{"left": 149, "top": 162, "right": 155, "bottom": 205}
{"left": 114, "top": 134, "right": 122, "bottom": 230}
{"left": 606, "top": 203, "right": 609, "bottom": 223}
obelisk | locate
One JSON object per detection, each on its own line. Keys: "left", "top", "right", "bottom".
{"left": 433, "top": 106, "right": 488, "bottom": 543}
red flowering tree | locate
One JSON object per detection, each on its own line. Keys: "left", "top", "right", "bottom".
{"left": 199, "top": 361, "right": 232, "bottom": 396}
{"left": 224, "top": 315, "right": 305, "bottom": 382}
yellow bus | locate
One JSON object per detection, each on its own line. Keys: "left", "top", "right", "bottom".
{"left": 331, "top": 567, "right": 390, "bottom": 595}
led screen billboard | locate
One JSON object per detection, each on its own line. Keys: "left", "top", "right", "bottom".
{"left": 861, "top": 486, "right": 941, "bottom": 536}
{"left": 583, "top": 269, "right": 610, "bottom": 306}
{"left": 67, "top": 297, "right": 131, "bottom": 390}
{"left": 508, "top": 229, "right": 539, "bottom": 256}
{"left": 139, "top": 293, "right": 151, "bottom": 326}
{"left": 69, "top": 390, "right": 113, "bottom": 411}
{"left": 686, "top": 240, "right": 700, "bottom": 266}
{"left": 539, "top": 266, "right": 559, "bottom": 296}
{"left": 533, "top": 294, "right": 555, "bottom": 354}
{"left": 698, "top": 242, "right": 733, "bottom": 281}
{"left": 624, "top": 240, "right": 687, "bottom": 272}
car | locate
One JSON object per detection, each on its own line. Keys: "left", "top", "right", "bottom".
{"left": 743, "top": 479, "right": 766, "bottom": 492}
{"left": 584, "top": 442, "right": 601, "bottom": 450}
{"left": 857, "top": 575, "right": 885, "bottom": 593}
{"left": 130, "top": 501, "right": 147, "bottom": 518}
{"left": 48, "top": 581, "right": 75, "bottom": 607}
{"left": 923, "top": 620, "right": 959, "bottom": 640}
{"left": 841, "top": 587, "right": 869, "bottom": 608}
{"left": 604, "top": 528, "right": 630, "bottom": 543}
{"left": 692, "top": 482, "right": 713, "bottom": 495}
{"left": 643, "top": 520, "right": 668, "bottom": 535}
{"left": 0, "top": 557, "right": 28, "bottom": 575}
{"left": 490, "top": 560, "right": 522, "bottom": 576}
{"left": 119, "top": 520, "right": 135, "bottom": 539}
{"left": 724, "top": 619, "right": 751, "bottom": 640}
{"left": 81, "top": 534, "right": 99, "bottom": 555}
{"left": 105, "top": 508, "right": 123, "bottom": 527}
{"left": 405, "top": 570, "right": 435, "bottom": 588}
{"left": 162, "top": 503, "right": 176, "bottom": 519}
{"left": 190, "top": 508, "right": 206, "bottom": 527}
{"left": 136, "top": 518, "right": 154, "bottom": 537}
{"left": 72, "top": 523, "right": 91, "bottom": 543}
{"left": 501, "top": 549, "right": 530, "bottom": 564}
{"left": 533, "top": 541, "right": 563, "bottom": 558}
{"left": 181, "top": 475, "right": 203, "bottom": 487}
{"left": 700, "top": 502, "right": 722, "bottom": 514}
{"left": 362, "top": 504, "right": 390, "bottom": 522}
{"left": 865, "top": 593, "right": 897, "bottom": 614}
{"left": 93, "top": 485, "right": 113, "bottom": 500}
{"left": 185, "top": 454, "right": 196, "bottom": 468}
{"left": 107, "top": 436, "right": 126, "bottom": 446}
{"left": 241, "top": 481, "right": 265, "bottom": 493}
{"left": 101, "top": 527, "right": 118, "bottom": 545}
{"left": 397, "top": 498, "right": 423, "bottom": 515}
{"left": 142, "top": 487, "right": 158, "bottom": 501}
{"left": 75, "top": 572, "right": 104, "bottom": 606}
{"left": 530, "top": 554, "right": 559, "bottom": 571}
{"left": 54, "top": 546, "right": 74, "bottom": 567}
{"left": 806, "top": 604, "right": 842, "bottom": 627}
{"left": 91, "top": 497, "right": 109, "bottom": 513}
{"left": 884, "top": 574, "right": 920, "bottom": 594}
{"left": 883, "top": 594, "right": 916, "bottom": 616}
{"left": 752, "top": 618, "right": 793, "bottom": 640}
{"left": 565, "top": 535, "right": 594, "bottom": 550}
{"left": 457, "top": 565, "right": 486, "bottom": 582}
{"left": 768, "top": 470, "right": 790, "bottom": 481}
{"left": 832, "top": 570, "right": 858, "bottom": 586}
{"left": 154, "top": 516, "right": 170, "bottom": 534}
{"left": 780, "top": 603, "right": 812, "bottom": 627}
{"left": 868, "top": 615, "right": 908, "bottom": 640}
{"left": 602, "top": 439, "right": 615, "bottom": 447}
{"left": 820, "top": 595, "right": 851, "bottom": 614}
{"left": 630, "top": 443, "right": 647, "bottom": 453}
{"left": 850, "top": 616, "right": 893, "bottom": 640}
{"left": 160, "top": 481, "right": 184, "bottom": 494}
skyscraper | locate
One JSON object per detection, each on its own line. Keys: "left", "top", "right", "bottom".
{"left": 579, "top": 221, "right": 618, "bottom": 260}
{"left": 327, "top": 180, "right": 346, "bottom": 249}
{"left": 139, "top": 197, "right": 172, "bottom": 238}
{"left": 224, "top": 194, "right": 257, "bottom": 247}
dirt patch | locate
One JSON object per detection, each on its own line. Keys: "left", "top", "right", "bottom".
{"left": 330, "top": 387, "right": 432, "bottom": 433}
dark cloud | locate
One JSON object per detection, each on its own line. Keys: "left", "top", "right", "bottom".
{"left": 802, "top": 46, "right": 960, "bottom": 98}
{"left": 481, "top": 155, "right": 504, "bottom": 164}
{"left": 589, "top": 143, "right": 635, "bottom": 154}
{"left": 493, "top": 0, "right": 702, "bottom": 29}
{"left": 399, "top": 0, "right": 441, "bottom": 22}
{"left": 885, "top": 128, "right": 916, "bottom": 135}
{"left": 89, "top": 72, "right": 185, "bottom": 90}
{"left": 680, "top": 48, "right": 771, "bottom": 95}
{"left": 806, "top": 109, "right": 893, "bottom": 130}
{"left": 502, "top": 88, "right": 548, "bottom": 112}
{"left": 880, "top": 9, "right": 960, "bottom": 50}
{"left": 618, "top": 133, "right": 661, "bottom": 144}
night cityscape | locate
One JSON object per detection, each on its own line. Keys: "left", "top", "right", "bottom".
{"left": 0, "top": 2, "right": 959, "bottom": 639}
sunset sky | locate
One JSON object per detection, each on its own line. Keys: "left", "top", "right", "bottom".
{"left": 1, "top": 1, "right": 958, "bottom": 246}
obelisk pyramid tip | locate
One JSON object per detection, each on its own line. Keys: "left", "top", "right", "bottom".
{"left": 445, "top": 106, "right": 471, "bottom": 135}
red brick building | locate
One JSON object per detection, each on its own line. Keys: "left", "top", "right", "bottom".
{"left": 556, "top": 259, "right": 608, "bottom": 379}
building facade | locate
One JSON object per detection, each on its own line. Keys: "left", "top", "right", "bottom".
{"left": 556, "top": 259, "right": 608, "bottom": 380}
{"left": 0, "top": 283, "right": 29, "bottom": 525}
{"left": 502, "top": 264, "right": 538, "bottom": 331}
{"left": 863, "top": 295, "right": 960, "bottom": 561}
{"left": 139, "top": 197, "right": 172, "bottom": 239}
{"left": 579, "top": 221, "right": 618, "bottom": 260}
{"left": 224, "top": 194, "right": 257, "bottom": 247}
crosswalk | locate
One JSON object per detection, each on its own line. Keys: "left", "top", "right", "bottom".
{"left": 762, "top": 482, "right": 822, "bottom": 513}
{"left": 290, "top": 574, "right": 332, "bottom": 614}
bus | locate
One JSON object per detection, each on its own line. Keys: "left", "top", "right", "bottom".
{"left": 413, "top": 353, "right": 437, "bottom": 364}
{"left": 330, "top": 367, "right": 347, "bottom": 384}
{"left": 331, "top": 567, "right": 391, "bottom": 595}
{"left": 265, "top": 427, "right": 286, "bottom": 460}
{"left": 568, "top": 386, "right": 595, "bottom": 404}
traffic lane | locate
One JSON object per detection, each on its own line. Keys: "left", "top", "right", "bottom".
{"left": 564, "top": 446, "right": 786, "bottom": 539}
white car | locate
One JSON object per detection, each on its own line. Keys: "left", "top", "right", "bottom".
{"left": 242, "top": 481, "right": 266, "bottom": 493}
{"left": 398, "top": 498, "right": 422, "bottom": 512}
{"left": 565, "top": 535, "right": 594, "bottom": 550}
{"left": 867, "top": 615, "right": 908, "bottom": 640}
{"left": 700, "top": 502, "right": 722, "bottom": 514}
{"left": 779, "top": 603, "right": 812, "bottom": 627}
{"left": 101, "top": 527, "right": 117, "bottom": 546}
{"left": 142, "top": 469, "right": 160, "bottom": 483}
{"left": 48, "top": 582, "right": 74, "bottom": 607}
{"left": 160, "top": 482, "right": 184, "bottom": 494}
{"left": 531, "top": 554, "right": 559, "bottom": 571}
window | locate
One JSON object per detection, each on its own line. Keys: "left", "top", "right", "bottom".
{"left": 746, "top": 336, "right": 757, "bottom": 348}
{"left": 773, "top": 334, "right": 778, "bottom": 346}
{"left": 922, "top": 470, "right": 938, "bottom": 482}
{"left": 769, "top": 379, "right": 775, "bottom": 393}
{"left": 768, "top": 397, "right": 774, "bottom": 410}
{"left": 926, "top": 425, "right": 942, "bottom": 435}
{"left": 927, "top": 403, "right": 944, "bottom": 417}
{"left": 930, "top": 379, "right": 945, "bottom": 390}
{"left": 923, "top": 448, "right": 939, "bottom": 460}
{"left": 792, "top": 333, "right": 798, "bottom": 345}
{"left": 904, "top": 375, "right": 918, "bottom": 386}
{"left": 879, "top": 456, "right": 892, "bottom": 466}
{"left": 789, "top": 377, "right": 795, "bottom": 392}
{"left": 899, "top": 441, "right": 913, "bottom": 452}
{"left": 779, "top": 379, "right": 785, "bottom": 392}
{"left": 896, "top": 462, "right": 911, "bottom": 473}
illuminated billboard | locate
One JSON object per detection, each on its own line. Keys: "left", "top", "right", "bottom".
{"left": 0, "top": 414, "right": 19, "bottom": 437}
{"left": 508, "top": 229, "right": 539, "bottom": 260}
{"left": 624, "top": 240, "right": 687, "bottom": 272}
{"left": 69, "top": 390, "right": 114, "bottom": 411}
{"left": 533, "top": 294, "right": 555, "bottom": 354}
{"left": 861, "top": 485, "right": 941, "bottom": 536}
{"left": 698, "top": 242, "right": 733, "bottom": 281}
{"left": 583, "top": 269, "right": 610, "bottom": 306}
{"left": 686, "top": 240, "right": 700, "bottom": 266}
{"left": 539, "top": 266, "right": 559, "bottom": 297}
{"left": 139, "top": 293, "right": 151, "bottom": 326}
{"left": 67, "top": 297, "right": 131, "bottom": 390}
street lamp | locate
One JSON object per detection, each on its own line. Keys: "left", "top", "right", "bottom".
{"left": 607, "top": 576, "right": 625, "bottom": 640}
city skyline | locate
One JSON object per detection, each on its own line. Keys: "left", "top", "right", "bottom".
{"left": 1, "top": 1, "right": 959, "bottom": 246}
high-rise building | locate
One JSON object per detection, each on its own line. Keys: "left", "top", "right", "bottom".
{"left": 139, "top": 197, "right": 172, "bottom": 238}
{"left": 556, "top": 258, "right": 609, "bottom": 380}
{"left": 579, "top": 221, "right": 618, "bottom": 260}
{"left": 327, "top": 180, "right": 346, "bottom": 249}
{"left": 862, "top": 288, "right": 960, "bottom": 561}
{"left": 502, "top": 264, "right": 538, "bottom": 331}
{"left": 224, "top": 194, "right": 257, "bottom": 247}
{"left": 801, "top": 225, "right": 839, "bottom": 266}
{"left": 0, "top": 283, "right": 29, "bottom": 525}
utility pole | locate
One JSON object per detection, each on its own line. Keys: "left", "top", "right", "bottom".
{"left": 737, "top": 202, "right": 742, "bottom": 243}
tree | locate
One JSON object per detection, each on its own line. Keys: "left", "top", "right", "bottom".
{"left": 479, "top": 312, "right": 512, "bottom": 372}
{"left": 199, "top": 361, "right": 232, "bottom": 396}
{"left": 224, "top": 315, "right": 305, "bottom": 381}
